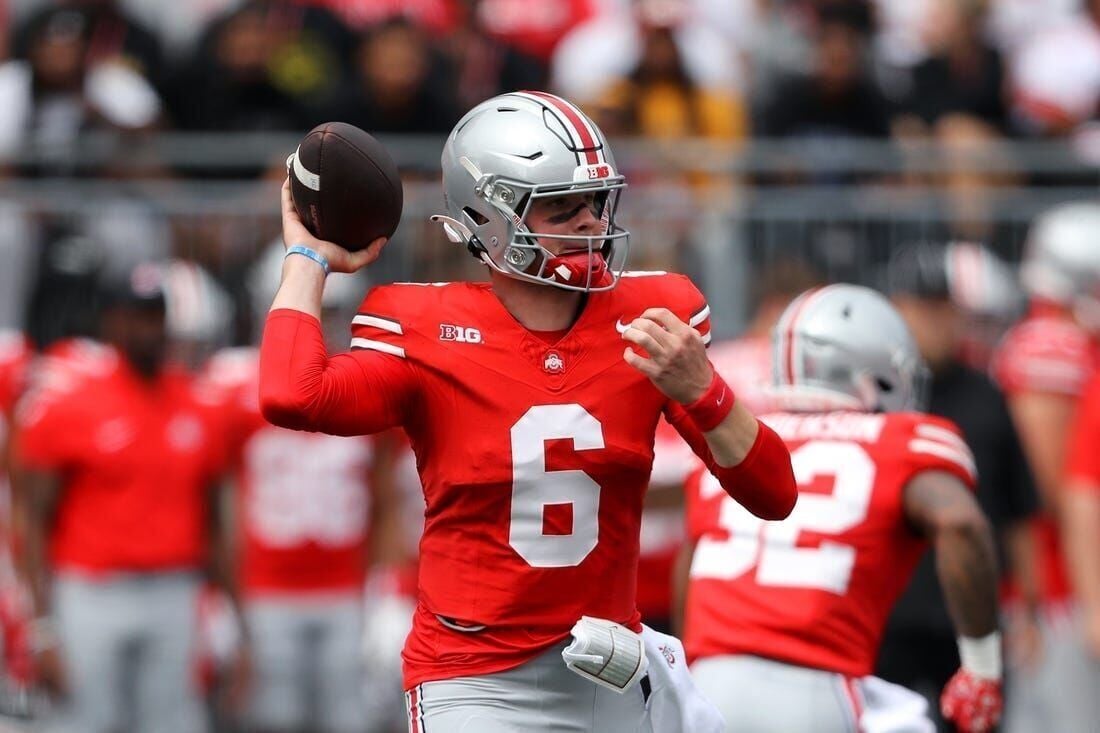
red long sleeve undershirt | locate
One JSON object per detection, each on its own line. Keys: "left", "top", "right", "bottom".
{"left": 259, "top": 308, "right": 415, "bottom": 436}
{"left": 666, "top": 401, "right": 797, "bottom": 521}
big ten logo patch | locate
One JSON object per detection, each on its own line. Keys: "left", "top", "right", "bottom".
{"left": 439, "top": 324, "right": 483, "bottom": 344}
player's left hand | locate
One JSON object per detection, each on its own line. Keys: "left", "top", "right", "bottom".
{"left": 621, "top": 308, "right": 712, "bottom": 404}
{"left": 940, "top": 668, "right": 1002, "bottom": 733}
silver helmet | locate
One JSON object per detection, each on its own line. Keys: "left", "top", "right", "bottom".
{"left": 771, "top": 284, "right": 928, "bottom": 413}
{"left": 1020, "top": 202, "right": 1100, "bottom": 332}
{"left": 433, "top": 91, "right": 629, "bottom": 292}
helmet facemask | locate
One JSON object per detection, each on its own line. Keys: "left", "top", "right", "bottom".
{"left": 435, "top": 157, "right": 630, "bottom": 293}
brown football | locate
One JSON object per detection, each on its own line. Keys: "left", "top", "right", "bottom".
{"left": 287, "top": 122, "right": 403, "bottom": 252}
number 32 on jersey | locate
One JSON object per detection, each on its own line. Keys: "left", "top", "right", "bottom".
{"left": 691, "top": 441, "right": 875, "bottom": 594}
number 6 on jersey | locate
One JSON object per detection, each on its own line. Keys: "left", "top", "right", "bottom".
{"left": 509, "top": 404, "right": 604, "bottom": 568}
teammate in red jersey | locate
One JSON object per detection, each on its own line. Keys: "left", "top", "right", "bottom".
{"left": 0, "top": 332, "right": 33, "bottom": 708}
{"left": 682, "top": 285, "right": 1001, "bottom": 733}
{"left": 1058, "top": 373, "right": 1100, "bottom": 727}
{"left": 988, "top": 203, "right": 1100, "bottom": 733}
{"left": 205, "top": 247, "right": 407, "bottom": 733}
{"left": 13, "top": 264, "right": 230, "bottom": 733}
{"left": 260, "top": 91, "right": 795, "bottom": 732}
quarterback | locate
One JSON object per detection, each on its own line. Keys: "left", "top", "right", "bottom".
{"left": 259, "top": 91, "right": 796, "bottom": 731}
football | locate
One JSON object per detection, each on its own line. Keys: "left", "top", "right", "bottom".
{"left": 287, "top": 122, "right": 403, "bottom": 252}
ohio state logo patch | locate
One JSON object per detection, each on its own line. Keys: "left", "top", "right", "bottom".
{"left": 543, "top": 351, "right": 565, "bottom": 374}
{"left": 659, "top": 644, "right": 676, "bottom": 667}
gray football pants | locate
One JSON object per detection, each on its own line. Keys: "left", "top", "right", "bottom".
{"left": 245, "top": 594, "right": 366, "bottom": 733}
{"left": 691, "top": 655, "right": 935, "bottom": 733}
{"left": 1004, "top": 604, "right": 1100, "bottom": 733}
{"left": 52, "top": 570, "right": 205, "bottom": 733}
{"left": 406, "top": 642, "right": 651, "bottom": 733}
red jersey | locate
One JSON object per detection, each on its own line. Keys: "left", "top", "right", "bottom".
{"left": 0, "top": 332, "right": 32, "bottom": 558}
{"left": 205, "top": 348, "right": 376, "bottom": 595}
{"left": 990, "top": 305, "right": 1100, "bottom": 602}
{"left": 260, "top": 273, "right": 794, "bottom": 688}
{"left": 0, "top": 331, "right": 31, "bottom": 417}
{"left": 1067, "top": 374, "right": 1100, "bottom": 487}
{"left": 15, "top": 340, "right": 227, "bottom": 573}
{"left": 684, "top": 410, "right": 976, "bottom": 677}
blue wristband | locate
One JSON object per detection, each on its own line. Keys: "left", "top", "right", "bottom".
{"left": 285, "top": 244, "right": 330, "bottom": 275}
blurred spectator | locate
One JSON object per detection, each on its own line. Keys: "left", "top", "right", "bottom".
{"left": 584, "top": 20, "right": 747, "bottom": 141}
{"left": 0, "top": 6, "right": 162, "bottom": 169}
{"left": 0, "top": 0, "right": 8, "bottom": 60}
{"left": 756, "top": 1, "right": 891, "bottom": 139}
{"left": 14, "top": 262, "right": 231, "bottom": 733}
{"left": 989, "top": 202, "right": 1100, "bottom": 733}
{"left": 333, "top": 17, "right": 458, "bottom": 134}
{"left": 987, "top": 0, "right": 1079, "bottom": 57}
{"left": 880, "top": 241, "right": 1041, "bottom": 729}
{"left": 317, "top": 0, "right": 459, "bottom": 34}
{"left": 174, "top": 0, "right": 357, "bottom": 131}
{"left": 12, "top": 1, "right": 165, "bottom": 87}
{"left": 552, "top": 0, "right": 743, "bottom": 111}
{"left": 111, "top": 0, "right": 238, "bottom": 63}
{"left": 893, "top": 0, "right": 1008, "bottom": 133}
{"left": 1009, "top": 0, "right": 1100, "bottom": 137}
{"left": 438, "top": 0, "right": 545, "bottom": 114}
{"left": 475, "top": 0, "right": 596, "bottom": 62}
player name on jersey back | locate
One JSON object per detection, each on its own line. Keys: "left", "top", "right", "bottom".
{"left": 764, "top": 412, "right": 886, "bottom": 444}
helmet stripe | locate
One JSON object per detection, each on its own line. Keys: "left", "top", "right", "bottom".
{"left": 780, "top": 286, "right": 834, "bottom": 386}
{"left": 520, "top": 90, "right": 604, "bottom": 165}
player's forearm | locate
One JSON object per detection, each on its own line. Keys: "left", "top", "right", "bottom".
{"left": 935, "top": 511, "right": 1000, "bottom": 638}
{"left": 702, "top": 401, "right": 759, "bottom": 467}
{"left": 269, "top": 254, "right": 326, "bottom": 319}
{"left": 706, "top": 416, "right": 797, "bottom": 520}
{"left": 1061, "top": 487, "right": 1100, "bottom": 618}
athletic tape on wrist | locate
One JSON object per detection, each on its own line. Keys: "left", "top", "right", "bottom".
{"left": 958, "top": 631, "right": 1002, "bottom": 680}
{"left": 285, "top": 244, "right": 330, "bottom": 275}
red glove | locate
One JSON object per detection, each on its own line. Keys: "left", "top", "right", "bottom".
{"left": 940, "top": 668, "right": 1003, "bottom": 733}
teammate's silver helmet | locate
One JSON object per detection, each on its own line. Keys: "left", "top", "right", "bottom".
{"left": 433, "top": 91, "right": 629, "bottom": 292}
{"left": 1020, "top": 202, "right": 1100, "bottom": 332}
{"left": 771, "top": 284, "right": 928, "bottom": 413}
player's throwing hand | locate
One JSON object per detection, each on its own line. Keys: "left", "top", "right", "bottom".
{"left": 621, "top": 307, "right": 713, "bottom": 404}
{"left": 280, "top": 179, "right": 386, "bottom": 274}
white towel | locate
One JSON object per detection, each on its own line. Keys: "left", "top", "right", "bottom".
{"left": 859, "top": 675, "right": 936, "bottom": 733}
{"left": 640, "top": 625, "right": 725, "bottom": 733}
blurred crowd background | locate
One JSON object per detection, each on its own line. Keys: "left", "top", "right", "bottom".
{"left": 0, "top": 0, "right": 1098, "bottom": 732}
